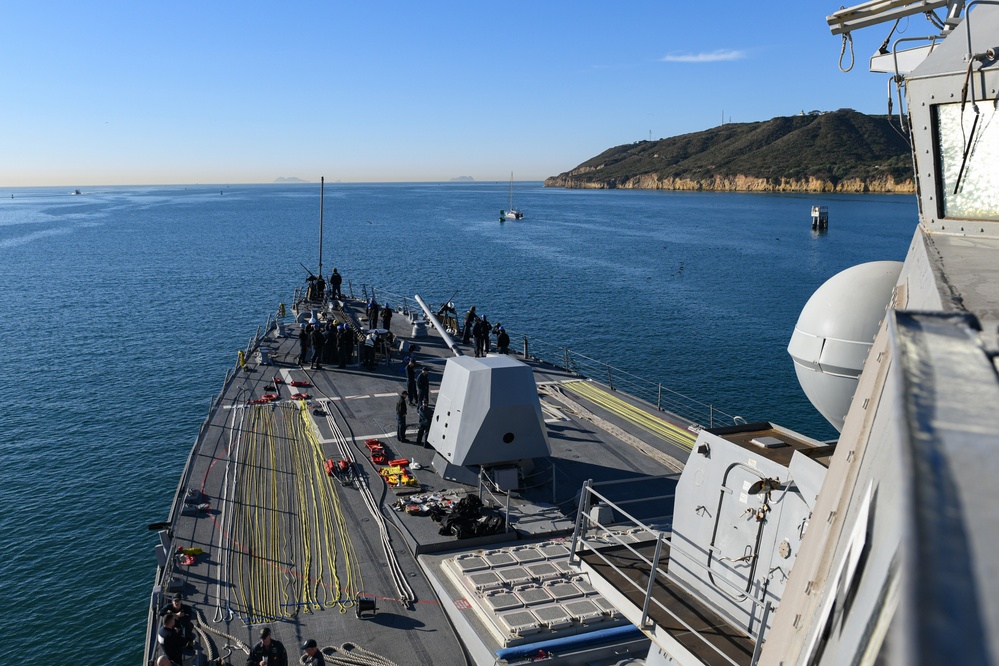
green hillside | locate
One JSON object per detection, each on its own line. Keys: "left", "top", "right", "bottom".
{"left": 544, "top": 109, "right": 915, "bottom": 193}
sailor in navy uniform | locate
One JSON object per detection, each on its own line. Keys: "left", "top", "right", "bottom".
{"left": 462, "top": 306, "right": 477, "bottom": 344}
{"left": 330, "top": 268, "right": 342, "bottom": 299}
{"left": 496, "top": 326, "right": 510, "bottom": 354}
{"left": 338, "top": 325, "right": 352, "bottom": 367}
{"left": 416, "top": 367, "right": 430, "bottom": 405}
{"left": 157, "top": 613, "right": 186, "bottom": 665}
{"left": 246, "top": 627, "right": 287, "bottom": 666}
{"left": 406, "top": 358, "right": 418, "bottom": 404}
{"left": 158, "top": 593, "right": 193, "bottom": 643}
{"left": 396, "top": 392, "right": 409, "bottom": 442}
{"left": 416, "top": 401, "right": 433, "bottom": 447}
{"left": 301, "top": 639, "right": 325, "bottom": 666}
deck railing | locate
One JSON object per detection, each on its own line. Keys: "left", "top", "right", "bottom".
{"left": 342, "top": 285, "right": 743, "bottom": 429}
{"left": 569, "top": 479, "right": 773, "bottom": 666}
{"left": 520, "top": 334, "right": 742, "bottom": 429}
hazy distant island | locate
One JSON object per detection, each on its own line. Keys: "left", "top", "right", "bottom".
{"left": 545, "top": 109, "right": 914, "bottom": 194}
{"left": 451, "top": 176, "right": 475, "bottom": 182}
{"left": 274, "top": 176, "right": 308, "bottom": 183}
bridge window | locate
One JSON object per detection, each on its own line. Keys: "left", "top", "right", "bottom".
{"left": 934, "top": 101, "right": 999, "bottom": 220}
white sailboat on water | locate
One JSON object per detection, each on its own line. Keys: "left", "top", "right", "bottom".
{"left": 500, "top": 172, "right": 524, "bottom": 221}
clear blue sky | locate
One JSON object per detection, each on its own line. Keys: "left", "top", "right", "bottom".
{"left": 3, "top": 1, "right": 901, "bottom": 186}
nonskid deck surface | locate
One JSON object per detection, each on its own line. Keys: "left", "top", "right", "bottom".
{"left": 154, "top": 295, "right": 694, "bottom": 665}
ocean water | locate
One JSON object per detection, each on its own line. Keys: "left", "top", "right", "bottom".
{"left": 0, "top": 182, "right": 916, "bottom": 663}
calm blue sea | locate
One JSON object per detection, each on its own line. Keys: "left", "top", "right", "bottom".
{"left": 0, "top": 182, "right": 916, "bottom": 663}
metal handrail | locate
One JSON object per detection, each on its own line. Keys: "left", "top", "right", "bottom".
{"left": 334, "top": 283, "right": 743, "bottom": 426}
{"left": 575, "top": 529, "right": 745, "bottom": 666}
{"left": 570, "top": 480, "right": 774, "bottom": 666}
{"left": 477, "top": 469, "right": 513, "bottom": 533}
{"left": 521, "top": 334, "right": 741, "bottom": 428}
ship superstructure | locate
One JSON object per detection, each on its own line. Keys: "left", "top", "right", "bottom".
{"left": 571, "top": 2, "right": 999, "bottom": 664}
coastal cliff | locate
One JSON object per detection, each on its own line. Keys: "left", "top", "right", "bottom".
{"left": 545, "top": 109, "right": 915, "bottom": 194}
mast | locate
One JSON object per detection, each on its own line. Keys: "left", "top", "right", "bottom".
{"left": 508, "top": 172, "right": 514, "bottom": 210}
{"left": 318, "top": 176, "right": 324, "bottom": 277}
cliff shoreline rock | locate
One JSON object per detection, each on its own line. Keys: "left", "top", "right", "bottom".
{"left": 544, "top": 110, "right": 915, "bottom": 194}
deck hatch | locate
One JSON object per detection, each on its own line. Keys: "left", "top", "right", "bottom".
{"left": 484, "top": 592, "right": 523, "bottom": 612}
{"left": 484, "top": 552, "right": 517, "bottom": 567}
{"left": 539, "top": 544, "right": 570, "bottom": 559}
{"left": 594, "top": 597, "right": 623, "bottom": 618}
{"left": 553, "top": 560, "right": 576, "bottom": 575}
{"left": 455, "top": 556, "right": 488, "bottom": 573}
{"left": 544, "top": 581, "right": 584, "bottom": 601}
{"left": 533, "top": 605, "right": 574, "bottom": 630}
{"left": 512, "top": 547, "right": 544, "bottom": 563}
{"left": 563, "top": 599, "right": 605, "bottom": 623}
{"left": 498, "top": 610, "right": 541, "bottom": 636}
{"left": 515, "top": 586, "right": 553, "bottom": 606}
{"left": 468, "top": 571, "right": 505, "bottom": 591}
{"left": 497, "top": 566, "right": 533, "bottom": 585}
{"left": 525, "top": 562, "right": 561, "bottom": 580}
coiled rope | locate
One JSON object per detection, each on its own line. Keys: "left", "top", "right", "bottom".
{"left": 194, "top": 605, "right": 251, "bottom": 658}
{"left": 304, "top": 642, "right": 400, "bottom": 666}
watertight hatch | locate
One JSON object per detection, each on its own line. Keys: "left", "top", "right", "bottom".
{"left": 498, "top": 610, "right": 541, "bottom": 636}
{"left": 516, "top": 587, "right": 553, "bottom": 606}
{"left": 563, "top": 599, "right": 605, "bottom": 624}
{"left": 485, "top": 592, "right": 523, "bottom": 612}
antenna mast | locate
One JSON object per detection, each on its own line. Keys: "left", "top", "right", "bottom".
{"left": 318, "top": 176, "right": 324, "bottom": 278}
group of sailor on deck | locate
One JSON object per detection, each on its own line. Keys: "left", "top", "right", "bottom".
{"left": 305, "top": 267, "right": 343, "bottom": 302}
{"left": 462, "top": 305, "right": 509, "bottom": 356}
{"left": 155, "top": 595, "right": 326, "bottom": 665}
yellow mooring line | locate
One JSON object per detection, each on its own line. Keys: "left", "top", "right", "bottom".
{"left": 229, "top": 401, "right": 361, "bottom": 623}
{"left": 562, "top": 380, "right": 697, "bottom": 451}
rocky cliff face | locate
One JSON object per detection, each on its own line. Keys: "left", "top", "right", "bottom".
{"left": 543, "top": 172, "right": 915, "bottom": 193}
{"left": 544, "top": 110, "right": 917, "bottom": 194}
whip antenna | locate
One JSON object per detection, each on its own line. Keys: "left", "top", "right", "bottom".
{"left": 318, "top": 176, "right": 324, "bottom": 277}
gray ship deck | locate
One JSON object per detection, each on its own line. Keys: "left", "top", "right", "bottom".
{"left": 148, "top": 293, "right": 697, "bottom": 666}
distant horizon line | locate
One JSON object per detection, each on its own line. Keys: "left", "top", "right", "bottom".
{"left": 0, "top": 179, "right": 549, "bottom": 190}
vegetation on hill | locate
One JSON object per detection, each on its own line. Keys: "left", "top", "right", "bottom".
{"left": 544, "top": 109, "right": 914, "bottom": 193}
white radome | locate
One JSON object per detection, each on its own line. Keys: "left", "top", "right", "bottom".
{"left": 787, "top": 261, "right": 903, "bottom": 432}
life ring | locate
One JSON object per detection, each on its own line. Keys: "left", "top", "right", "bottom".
{"left": 291, "top": 392, "right": 310, "bottom": 400}
{"left": 261, "top": 393, "right": 279, "bottom": 402}
{"left": 290, "top": 381, "right": 311, "bottom": 387}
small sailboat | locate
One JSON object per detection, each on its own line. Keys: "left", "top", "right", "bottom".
{"left": 500, "top": 172, "right": 524, "bottom": 221}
